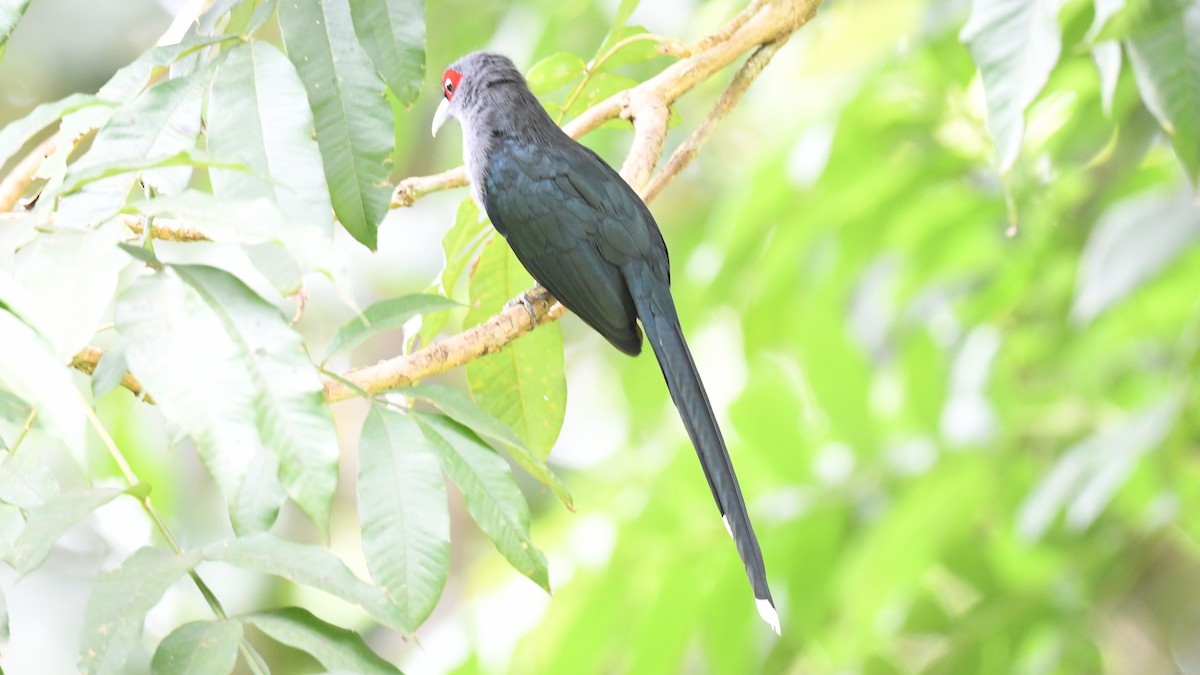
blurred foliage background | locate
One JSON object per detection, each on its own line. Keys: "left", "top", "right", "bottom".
{"left": 2, "top": 0, "right": 1199, "bottom": 673}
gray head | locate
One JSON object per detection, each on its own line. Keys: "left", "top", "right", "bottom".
{"left": 431, "top": 51, "right": 556, "bottom": 141}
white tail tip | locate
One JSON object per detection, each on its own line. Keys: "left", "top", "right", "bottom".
{"left": 756, "top": 597, "right": 781, "bottom": 635}
{"left": 722, "top": 515, "right": 733, "bottom": 538}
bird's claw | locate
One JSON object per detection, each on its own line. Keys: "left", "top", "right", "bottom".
{"left": 506, "top": 286, "right": 542, "bottom": 327}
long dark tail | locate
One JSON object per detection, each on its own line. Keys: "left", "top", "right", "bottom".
{"left": 624, "top": 262, "right": 779, "bottom": 634}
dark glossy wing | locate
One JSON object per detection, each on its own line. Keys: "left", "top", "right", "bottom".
{"left": 481, "top": 136, "right": 662, "bottom": 355}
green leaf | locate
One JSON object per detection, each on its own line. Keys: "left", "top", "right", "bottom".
{"left": 114, "top": 265, "right": 338, "bottom": 534}
{"left": 563, "top": 71, "right": 639, "bottom": 124}
{"left": 124, "top": 191, "right": 336, "bottom": 275}
{"left": 92, "top": 342, "right": 129, "bottom": 399}
{"left": 0, "top": 0, "right": 29, "bottom": 52}
{"left": 348, "top": 0, "right": 425, "bottom": 106}
{"left": 245, "top": 607, "right": 401, "bottom": 674}
{"left": 0, "top": 219, "right": 128, "bottom": 361}
{"left": 599, "top": 0, "right": 642, "bottom": 54}
{"left": 0, "top": 449, "right": 59, "bottom": 510}
{"left": 208, "top": 40, "right": 335, "bottom": 238}
{"left": 1123, "top": 0, "right": 1200, "bottom": 185}
{"left": 279, "top": 0, "right": 393, "bottom": 250}
{"left": 9, "top": 488, "right": 123, "bottom": 574}
{"left": 0, "top": 93, "right": 110, "bottom": 170}
{"left": 527, "top": 52, "right": 586, "bottom": 95}
{"left": 413, "top": 411, "right": 549, "bottom": 591}
{"left": 1072, "top": 187, "right": 1200, "bottom": 321}
{"left": 150, "top": 619, "right": 243, "bottom": 675}
{"left": 465, "top": 237, "right": 566, "bottom": 460}
{"left": 79, "top": 547, "right": 201, "bottom": 675}
{"left": 358, "top": 406, "right": 450, "bottom": 631}
{"left": 960, "top": 0, "right": 1063, "bottom": 170}
{"left": 324, "top": 294, "right": 459, "bottom": 360}
{"left": 232, "top": 450, "right": 288, "bottom": 535}
{"left": 55, "top": 71, "right": 208, "bottom": 227}
{"left": 417, "top": 199, "right": 488, "bottom": 346}
{"left": 403, "top": 384, "right": 572, "bottom": 508}
{"left": 0, "top": 309, "right": 87, "bottom": 458}
{"left": 204, "top": 533, "right": 409, "bottom": 632}
{"left": 599, "top": 26, "right": 662, "bottom": 69}
{"left": 1018, "top": 394, "right": 1182, "bottom": 539}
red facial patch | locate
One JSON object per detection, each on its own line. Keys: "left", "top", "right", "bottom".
{"left": 442, "top": 69, "right": 463, "bottom": 100}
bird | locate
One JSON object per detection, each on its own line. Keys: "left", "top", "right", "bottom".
{"left": 432, "top": 51, "right": 779, "bottom": 634}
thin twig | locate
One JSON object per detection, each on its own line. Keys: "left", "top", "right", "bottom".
{"left": 3, "top": 409, "right": 38, "bottom": 456}
{"left": 643, "top": 37, "right": 789, "bottom": 203}
{"left": 80, "top": 392, "right": 267, "bottom": 674}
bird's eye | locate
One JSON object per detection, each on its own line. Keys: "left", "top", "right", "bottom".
{"left": 442, "top": 69, "right": 462, "bottom": 100}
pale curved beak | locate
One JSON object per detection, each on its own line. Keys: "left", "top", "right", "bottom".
{"left": 432, "top": 98, "right": 451, "bottom": 137}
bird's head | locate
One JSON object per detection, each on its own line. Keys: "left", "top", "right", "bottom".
{"left": 431, "top": 51, "right": 526, "bottom": 137}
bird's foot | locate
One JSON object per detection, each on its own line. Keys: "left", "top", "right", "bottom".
{"left": 506, "top": 285, "right": 546, "bottom": 327}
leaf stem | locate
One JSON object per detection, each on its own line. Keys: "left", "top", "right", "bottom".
{"left": 557, "top": 32, "right": 672, "bottom": 125}
{"left": 79, "top": 394, "right": 268, "bottom": 675}
{"left": 4, "top": 408, "right": 38, "bottom": 456}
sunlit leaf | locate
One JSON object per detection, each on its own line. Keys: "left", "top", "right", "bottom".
{"left": 358, "top": 406, "right": 449, "bottom": 631}
{"left": 414, "top": 412, "right": 548, "bottom": 589}
{"left": 465, "top": 237, "right": 566, "bottom": 459}
{"left": 324, "top": 294, "right": 459, "bottom": 360}
{"left": 1123, "top": 0, "right": 1200, "bottom": 185}
{"left": 527, "top": 52, "right": 586, "bottom": 95}
{"left": 9, "top": 488, "right": 124, "bottom": 573}
{"left": 0, "top": 309, "right": 87, "bottom": 458}
{"left": 208, "top": 40, "right": 335, "bottom": 237}
{"left": 115, "top": 265, "right": 338, "bottom": 533}
{"left": 960, "top": 0, "right": 1063, "bottom": 170}
{"left": 347, "top": 0, "right": 425, "bottom": 106}
{"left": 1072, "top": 187, "right": 1200, "bottom": 322}
{"left": 150, "top": 619, "right": 243, "bottom": 675}
{"left": 0, "top": 93, "right": 110, "bottom": 170}
{"left": 245, "top": 607, "right": 401, "bottom": 674}
{"left": 403, "top": 384, "right": 572, "bottom": 508}
{"left": 55, "top": 70, "right": 208, "bottom": 227}
{"left": 1018, "top": 394, "right": 1182, "bottom": 539}
{"left": 204, "top": 533, "right": 409, "bottom": 631}
{"left": 0, "top": 219, "right": 127, "bottom": 361}
{"left": 279, "top": 0, "right": 393, "bottom": 250}
{"left": 0, "top": 0, "right": 29, "bottom": 54}
{"left": 79, "top": 547, "right": 201, "bottom": 675}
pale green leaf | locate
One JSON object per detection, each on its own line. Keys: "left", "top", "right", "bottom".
{"left": 115, "top": 266, "right": 338, "bottom": 534}
{"left": 358, "top": 406, "right": 449, "bottom": 631}
{"left": 0, "top": 0, "right": 29, "bottom": 52}
{"left": 961, "top": 0, "right": 1063, "bottom": 170}
{"left": 279, "top": 0, "right": 393, "bottom": 250}
{"left": 413, "top": 411, "right": 549, "bottom": 590}
{"left": 246, "top": 607, "right": 401, "bottom": 674}
{"left": 0, "top": 219, "right": 128, "bottom": 361}
{"left": 1018, "top": 394, "right": 1182, "bottom": 539}
{"left": 1072, "top": 186, "right": 1200, "bottom": 321}
{"left": 1123, "top": 0, "right": 1200, "bottom": 185}
{"left": 204, "top": 533, "right": 409, "bottom": 631}
{"left": 55, "top": 71, "right": 208, "bottom": 227}
{"left": 79, "top": 547, "right": 201, "bottom": 675}
{"left": 324, "top": 294, "right": 459, "bottom": 360}
{"left": 403, "top": 384, "right": 572, "bottom": 508}
{"left": 348, "top": 0, "right": 425, "bottom": 105}
{"left": 465, "top": 237, "right": 566, "bottom": 460}
{"left": 150, "top": 619, "right": 243, "bottom": 675}
{"left": 10, "top": 488, "right": 123, "bottom": 573}
{"left": 527, "top": 52, "right": 586, "bottom": 95}
{"left": 208, "top": 40, "right": 335, "bottom": 237}
{"left": 0, "top": 93, "right": 110, "bottom": 170}
{"left": 0, "top": 309, "right": 87, "bottom": 457}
